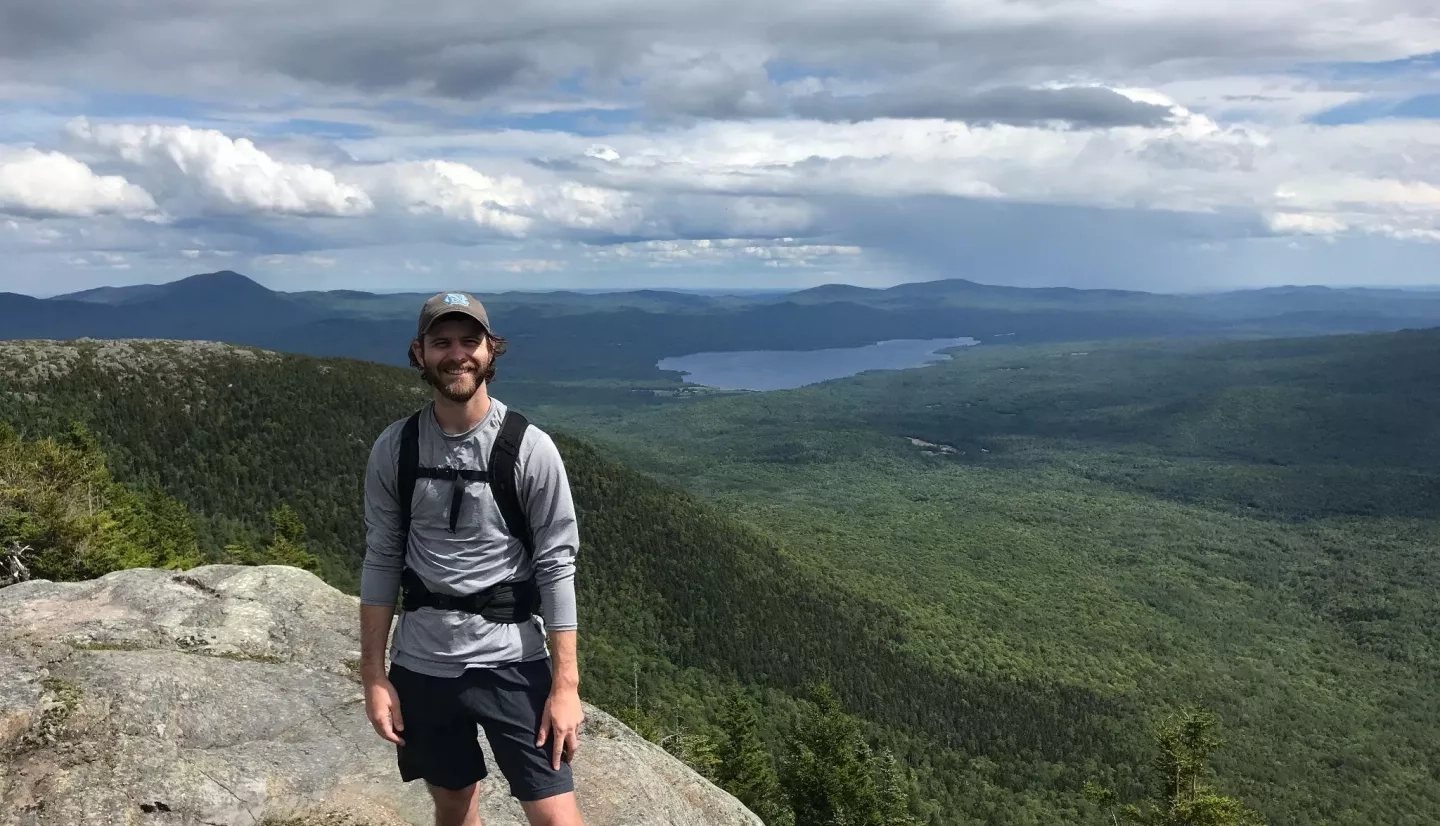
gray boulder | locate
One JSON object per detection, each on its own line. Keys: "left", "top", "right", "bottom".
{"left": 0, "top": 564, "right": 764, "bottom": 826}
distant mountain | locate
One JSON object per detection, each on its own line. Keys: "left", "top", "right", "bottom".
{"left": 10, "top": 270, "right": 1440, "bottom": 382}
{"left": 6, "top": 271, "right": 314, "bottom": 345}
{"left": 56, "top": 284, "right": 169, "bottom": 304}
{"left": 55, "top": 271, "right": 272, "bottom": 305}
{"left": 783, "top": 277, "right": 1440, "bottom": 323}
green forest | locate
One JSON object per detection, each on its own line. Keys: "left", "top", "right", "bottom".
{"left": 2, "top": 331, "right": 1436, "bottom": 825}
{"left": 520, "top": 328, "right": 1440, "bottom": 826}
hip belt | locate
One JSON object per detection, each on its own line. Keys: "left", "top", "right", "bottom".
{"left": 399, "top": 567, "right": 542, "bottom": 624}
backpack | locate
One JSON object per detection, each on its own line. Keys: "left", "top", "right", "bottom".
{"left": 394, "top": 406, "right": 540, "bottom": 621}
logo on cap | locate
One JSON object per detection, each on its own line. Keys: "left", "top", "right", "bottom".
{"left": 443, "top": 293, "right": 470, "bottom": 307}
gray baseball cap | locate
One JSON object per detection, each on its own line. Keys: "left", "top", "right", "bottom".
{"left": 417, "top": 291, "right": 492, "bottom": 337}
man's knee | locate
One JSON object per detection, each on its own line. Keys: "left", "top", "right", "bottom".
{"left": 520, "top": 790, "right": 584, "bottom": 826}
{"left": 428, "top": 781, "right": 481, "bottom": 825}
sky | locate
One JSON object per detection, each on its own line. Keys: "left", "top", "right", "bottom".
{"left": 1, "top": 1, "right": 1439, "bottom": 296}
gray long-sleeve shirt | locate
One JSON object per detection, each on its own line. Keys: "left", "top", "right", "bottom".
{"left": 360, "top": 397, "right": 579, "bottom": 677}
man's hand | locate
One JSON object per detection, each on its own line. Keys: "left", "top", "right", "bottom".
{"left": 537, "top": 687, "right": 584, "bottom": 770}
{"left": 365, "top": 677, "right": 406, "bottom": 746}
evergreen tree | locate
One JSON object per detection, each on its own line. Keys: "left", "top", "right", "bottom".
{"left": 227, "top": 504, "right": 321, "bottom": 572}
{"left": 666, "top": 725, "right": 724, "bottom": 783}
{"left": 874, "top": 749, "right": 919, "bottom": 826}
{"left": 782, "top": 682, "right": 884, "bottom": 826}
{"left": 263, "top": 504, "right": 319, "bottom": 572}
{"left": 0, "top": 424, "right": 201, "bottom": 581}
{"left": 1102, "top": 708, "right": 1266, "bottom": 826}
{"left": 716, "top": 688, "right": 794, "bottom": 826}
{"left": 1085, "top": 780, "right": 1121, "bottom": 826}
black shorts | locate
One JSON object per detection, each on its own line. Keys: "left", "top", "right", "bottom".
{"left": 387, "top": 658, "right": 575, "bottom": 801}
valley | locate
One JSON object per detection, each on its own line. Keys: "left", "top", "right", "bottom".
{"left": 2, "top": 275, "right": 1439, "bottom": 826}
{"left": 517, "top": 328, "right": 1440, "bottom": 826}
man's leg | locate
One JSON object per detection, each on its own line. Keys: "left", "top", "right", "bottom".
{"left": 388, "top": 665, "right": 490, "bottom": 825}
{"left": 465, "top": 659, "right": 582, "bottom": 825}
{"left": 520, "top": 791, "right": 584, "bottom": 826}
{"left": 429, "top": 782, "right": 483, "bottom": 826}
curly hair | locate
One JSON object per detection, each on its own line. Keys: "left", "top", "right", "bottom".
{"left": 408, "top": 331, "right": 509, "bottom": 384}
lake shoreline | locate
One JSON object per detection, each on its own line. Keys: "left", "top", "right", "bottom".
{"left": 657, "top": 336, "right": 980, "bottom": 391}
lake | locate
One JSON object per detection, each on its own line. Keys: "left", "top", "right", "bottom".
{"left": 657, "top": 337, "right": 980, "bottom": 391}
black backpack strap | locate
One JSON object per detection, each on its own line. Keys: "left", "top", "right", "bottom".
{"left": 489, "top": 410, "right": 534, "bottom": 556}
{"left": 394, "top": 406, "right": 540, "bottom": 619}
{"left": 397, "top": 410, "right": 422, "bottom": 543}
{"left": 396, "top": 410, "right": 422, "bottom": 610}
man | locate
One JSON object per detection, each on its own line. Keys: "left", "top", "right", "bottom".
{"left": 359, "top": 291, "right": 585, "bottom": 826}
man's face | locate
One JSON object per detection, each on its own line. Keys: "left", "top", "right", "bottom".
{"left": 413, "top": 316, "right": 491, "bottom": 402}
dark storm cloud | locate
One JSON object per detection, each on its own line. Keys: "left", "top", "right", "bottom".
{"left": 1, "top": 0, "right": 1433, "bottom": 108}
{"left": 790, "top": 85, "right": 1177, "bottom": 127}
{"left": 264, "top": 33, "right": 541, "bottom": 99}
{"left": 830, "top": 192, "right": 1440, "bottom": 291}
{"left": 817, "top": 193, "right": 1271, "bottom": 289}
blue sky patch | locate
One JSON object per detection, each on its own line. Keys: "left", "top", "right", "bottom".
{"left": 1297, "top": 50, "right": 1440, "bottom": 81}
{"left": 253, "top": 118, "right": 379, "bottom": 140}
{"left": 1310, "top": 92, "right": 1440, "bottom": 125}
{"left": 79, "top": 92, "right": 209, "bottom": 121}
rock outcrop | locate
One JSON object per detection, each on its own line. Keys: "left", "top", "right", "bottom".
{"left": 0, "top": 565, "right": 764, "bottom": 826}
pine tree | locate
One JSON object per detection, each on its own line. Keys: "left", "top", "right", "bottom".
{"left": 0, "top": 424, "right": 200, "bottom": 581}
{"left": 874, "top": 749, "right": 919, "bottom": 826}
{"left": 226, "top": 504, "right": 321, "bottom": 572}
{"left": 716, "top": 688, "right": 794, "bottom": 826}
{"left": 782, "top": 682, "right": 884, "bottom": 826}
{"left": 1112, "top": 708, "right": 1267, "bottom": 826}
{"left": 1084, "top": 780, "right": 1120, "bottom": 826}
{"left": 670, "top": 726, "right": 724, "bottom": 783}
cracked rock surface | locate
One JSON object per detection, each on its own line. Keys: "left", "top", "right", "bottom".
{"left": 0, "top": 565, "right": 763, "bottom": 826}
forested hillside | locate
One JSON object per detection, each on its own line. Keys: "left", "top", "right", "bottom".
{"left": 0, "top": 337, "right": 1195, "bottom": 826}
{"left": 520, "top": 328, "right": 1440, "bottom": 826}
{"left": 6, "top": 332, "right": 1430, "bottom": 825}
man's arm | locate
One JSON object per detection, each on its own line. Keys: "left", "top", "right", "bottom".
{"left": 360, "top": 423, "right": 406, "bottom": 621}
{"left": 549, "top": 628, "right": 579, "bottom": 692}
{"left": 517, "top": 427, "right": 580, "bottom": 641}
{"left": 360, "top": 603, "right": 396, "bottom": 683}
{"left": 358, "top": 426, "right": 407, "bottom": 744}
{"left": 520, "top": 427, "right": 584, "bottom": 769}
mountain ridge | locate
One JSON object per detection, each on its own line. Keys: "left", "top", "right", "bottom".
{"left": 14, "top": 270, "right": 1440, "bottom": 388}
{"left": 43, "top": 269, "right": 1440, "bottom": 304}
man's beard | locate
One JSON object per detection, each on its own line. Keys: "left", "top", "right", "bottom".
{"left": 422, "top": 357, "right": 485, "bottom": 402}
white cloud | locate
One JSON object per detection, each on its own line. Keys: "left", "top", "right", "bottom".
{"left": 254, "top": 253, "right": 339, "bottom": 267}
{"left": 555, "top": 107, "right": 1440, "bottom": 244}
{"left": 1268, "top": 212, "right": 1348, "bottom": 235}
{"left": 0, "top": 148, "right": 157, "bottom": 218}
{"left": 64, "top": 251, "right": 133, "bottom": 269}
{"left": 361, "top": 159, "right": 644, "bottom": 237}
{"left": 587, "top": 237, "right": 867, "bottom": 268}
{"left": 66, "top": 118, "right": 372, "bottom": 217}
{"left": 499, "top": 258, "right": 565, "bottom": 272}
{"left": 179, "top": 247, "right": 238, "bottom": 259}
{"left": 5, "top": 2, "right": 1440, "bottom": 290}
